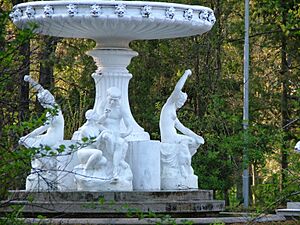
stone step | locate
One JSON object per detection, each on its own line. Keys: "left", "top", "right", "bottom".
{"left": 8, "top": 190, "right": 213, "bottom": 202}
{"left": 287, "top": 202, "right": 300, "bottom": 209}
{"left": 2, "top": 200, "right": 225, "bottom": 216}
{"left": 1, "top": 215, "right": 287, "bottom": 225}
{"left": 276, "top": 202, "right": 300, "bottom": 217}
{"left": 1, "top": 190, "right": 225, "bottom": 218}
{"left": 276, "top": 209, "right": 300, "bottom": 217}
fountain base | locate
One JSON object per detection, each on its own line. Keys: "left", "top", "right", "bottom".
{"left": 2, "top": 190, "right": 225, "bottom": 218}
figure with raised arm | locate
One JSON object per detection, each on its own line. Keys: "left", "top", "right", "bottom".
{"left": 19, "top": 76, "right": 64, "bottom": 149}
{"left": 160, "top": 69, "right": 204, "bottom": 147}
{"left": 159, "top": 69, "right": 204, "bottom": 190}
{"left": 19, "top": 75, "right": 64, "bottom": 191}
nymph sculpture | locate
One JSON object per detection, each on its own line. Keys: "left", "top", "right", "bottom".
{"left": 159, "top": 70, "right": 204, "bottom": 190}
{"left": 19, "top": 76, "right": 64, "bottom": 149}
{"left": 19, "top": 75, "right": 64, "bottom": 190}
{"left": 72, "top": 109, "right": 107, "bottom": 171}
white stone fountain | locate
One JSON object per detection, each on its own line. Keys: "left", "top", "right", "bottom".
{"left": 11, "top": 0, "right": 216, "bottom": 192}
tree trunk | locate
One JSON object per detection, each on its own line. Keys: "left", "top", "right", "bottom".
{"left": 18, "top": 40, "right": 30, "bottom": 122}
{"left": 37, "top": 36, "right": 59, "bottom": 112}
{"left": 224, "top": 189, "right": 230, "bottom": 206}
{"left": 215, "top": 0, "right": 222, "bottom": 83}
{"left": 39, "top": 36, "right": 59, "bottom": 90}
{"left": 10, "top": 0, "right": 30, "bottom": 122}
{"left": 280, "top": 0, "right": 289, "bottom": 191}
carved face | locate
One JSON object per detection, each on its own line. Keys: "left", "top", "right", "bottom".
{"left": 199, "top": 10, "right": 209, "bottom": 21}
{"left": 44, "top": 5, "right": 53, "bottom": 17}
{"left": 90, "top": 4, "right": 101, "bottom": 17}
{"left": 208, "top": 12, "right": 216, "bottom": 24}
{"left": 106, "top": 87, "right": 121, "bottom": 107}
{"left": 115, "top": 4, "right": 126, "bottom": 17}
{"left": 108, "top": 96, "right": 120, "bottom": 106}
{"left": 25, "top": 6, "right": 35, "bottom": 18}
{"left": 67, "top": 4, "right": 77, "bottom": 16}
{"left": 141, "top": 6, "right": 152, "bottom": 18}
{"left": 184, "top": 9, "right": 193, "bottom": 20}
{"left": 165, "top": 7, "right": 175, "bottom": 19}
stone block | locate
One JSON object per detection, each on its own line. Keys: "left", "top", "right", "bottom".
{"left": 127, "top": 141, "right": 161, "bottom": 190}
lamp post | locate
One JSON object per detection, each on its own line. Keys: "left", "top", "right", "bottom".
{"left": 243, "top": 0, "right": 250, "bottom": 208}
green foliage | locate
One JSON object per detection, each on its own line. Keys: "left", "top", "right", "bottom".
{"left": 0, "top": 206, "right": 25, "bottom": 225}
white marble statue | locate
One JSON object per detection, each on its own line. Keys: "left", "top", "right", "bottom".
{"left": 159, "top": 69, "right": 204, "bottom": 190}
{"left": 19, "top": 75, "right": 64, "bottom": 191}
{"left": 72, "top": 87, "right": 133, "bottom": 191}
{"left": 97, "top": 87, "right": 133, "bottom": 180}
{"left": 295, "top": 141, "right": 300, "bottom": 153}
{"left": 72, "top": 109, "right": 106, "bottom": 171}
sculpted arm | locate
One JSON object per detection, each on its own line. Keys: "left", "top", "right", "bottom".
{"left": 174, "top": 69, "right": 192, "bottom": 92}
{"left": 121, "top": 110, "right": 133, "bottom": 138}
{"left": 22, "top": 122, "right": 51, "bottom": 138}
{"left": 175, "top": 118, "right": 204, "bottom": 144}
{"left": 24, "top": 75, "right": 44, "bottom": 93}
{"left": 98, "top": 108, "right": 110, "bottom": 124}
{"left": 167, "top": 69, "right": 192, "bottom": 103}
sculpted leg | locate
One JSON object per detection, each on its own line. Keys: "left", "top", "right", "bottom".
{"left": 85, "top": 150, "right": 104, "bottom": 170}
{"left": 112, "top": 140, "right": 124, "bottom": 179}
{"left": 101, "top": 132, "right": 114, "bottom": 156}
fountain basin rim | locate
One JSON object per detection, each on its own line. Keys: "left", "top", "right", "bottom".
{"left": 11, "top": 0, "right": 215, "bottom": 47}
{"left": 14, "top": 1, "right": 213, "bottom": 12}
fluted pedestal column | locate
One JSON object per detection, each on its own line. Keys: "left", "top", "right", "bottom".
{"left": 87, "top": 46, "right": 149, "bottom": 141}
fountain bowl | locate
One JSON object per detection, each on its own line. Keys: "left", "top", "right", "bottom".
{"left": 10, "top": 0, "right": 215, "bottom": 47}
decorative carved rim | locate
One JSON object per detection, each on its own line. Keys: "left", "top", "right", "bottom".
{"left": 10, "top": 0, "right": 215, "bottom": 41}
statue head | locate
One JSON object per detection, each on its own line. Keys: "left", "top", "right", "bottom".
{"left": 107, "top": 87, "right": 121, "bottom": 106}
{"left": 175, "top": 91, "right": 187, "bottom": 109}
{"left": 37, "top": 89, "right": 55, "bottom": 108}
{"left": 85, "top": 109, "right": 99, "bottom": 121}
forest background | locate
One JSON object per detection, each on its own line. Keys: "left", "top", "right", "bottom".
{"left": 0, "top": 0, "right": 299, "bottom": 212}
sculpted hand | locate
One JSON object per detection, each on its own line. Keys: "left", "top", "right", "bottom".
{"left": 121, "top": 126, "right": 133, "bottom": 138}
{"left": 185, "top": 69, "right": 192, "bottom": 77}
{"left": 195, "top": 135, "right": 204, "bottom": 144}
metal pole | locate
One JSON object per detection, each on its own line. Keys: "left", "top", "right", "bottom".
{"left": 243, "top": 0, "right": 250, "bottom": 208}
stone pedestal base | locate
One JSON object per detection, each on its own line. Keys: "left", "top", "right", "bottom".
{"left": 26, "top": 170, "right": 57, "bottom": 191}
{"left": 2, "top": 190, "right": 225, "bottom": 217}
{"left": 25, "top": 157, "right": 57, "bottom": 191}
{"left": 161, "top": 175, "right": 198, "bottom": 190}
{"left": 56, "top": 145, "right": 79, "bottom": 191}
{"left": 73, "top": 166, "right": 133, "bottom": 191}
{"left": 127, "top": 140, "right": 161, "bottom": 190}
{"left": 161, "top": 143, "right": 198, "bottom": 190}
